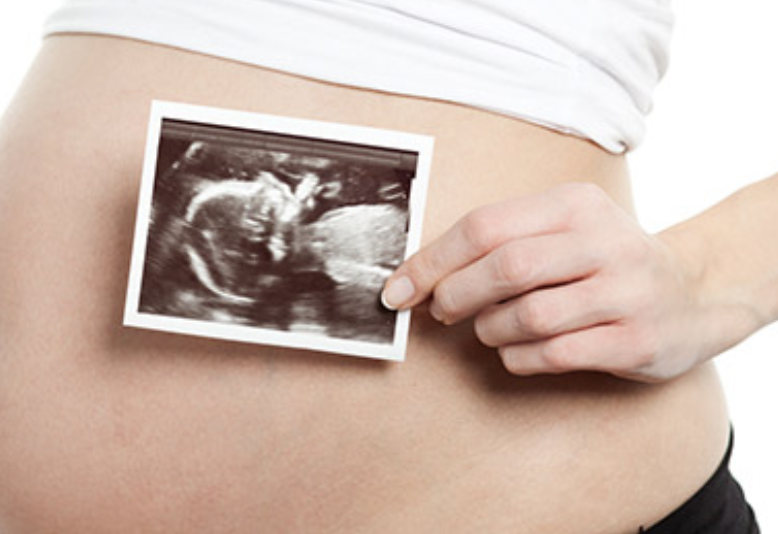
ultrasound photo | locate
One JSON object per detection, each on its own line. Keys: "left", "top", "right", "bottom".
{"left": 124, "top": 102, "right": 433, "bottom": 360}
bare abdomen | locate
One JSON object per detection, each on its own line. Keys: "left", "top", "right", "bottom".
{"left": 0, "top": 35, "right": 730, "bottom": 533}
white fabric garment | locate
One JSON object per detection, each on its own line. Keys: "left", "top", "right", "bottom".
{"left": 43, "top": 0, "right": 674, "bottom": 153}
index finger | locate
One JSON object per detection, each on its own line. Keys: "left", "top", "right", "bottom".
{"left": 380, "top": 187, "right": 573, "bottom": 310}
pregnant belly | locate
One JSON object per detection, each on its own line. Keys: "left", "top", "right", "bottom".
{"left": 0, "top": 35, "right": 730, "bottom": 533}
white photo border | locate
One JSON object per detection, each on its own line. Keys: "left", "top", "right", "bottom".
{"left": 124, "top": 100, "right": 434, "bottom": 362}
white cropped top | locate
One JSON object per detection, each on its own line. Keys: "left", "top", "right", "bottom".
{"left": 43, "top": 0, "right": 674, "bottom": 153}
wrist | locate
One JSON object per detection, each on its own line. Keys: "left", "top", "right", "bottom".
{"left": 656, "top": 221, "right": 767, "bottom": 361}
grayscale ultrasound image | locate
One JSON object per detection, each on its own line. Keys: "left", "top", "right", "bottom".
{"left": 138, "top": 119, "right": 419, "bottom": 345}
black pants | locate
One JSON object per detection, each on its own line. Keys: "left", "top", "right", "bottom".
{"left": 639, "top": 430, "right": 760, "bottom": 533}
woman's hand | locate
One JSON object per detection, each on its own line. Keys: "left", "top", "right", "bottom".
{"left": 381, "top": 182, "right": 722, "bottom": 382}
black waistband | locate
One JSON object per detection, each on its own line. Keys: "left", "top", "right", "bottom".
{"left": 639, "top": 429, "right": 760, "bottom": 533}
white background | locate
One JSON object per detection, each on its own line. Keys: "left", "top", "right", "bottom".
{"left": 1, "top": 1, "right": 776, "bottom": 531}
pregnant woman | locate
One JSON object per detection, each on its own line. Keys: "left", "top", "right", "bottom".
{"left": 0, "top": 1, "right": 768, "bottom": 532}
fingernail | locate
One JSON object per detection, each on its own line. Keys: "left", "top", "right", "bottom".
{"left": 429, "top": 302, "right": 445, "bottom": 323}
{"left": 381, "top": 276, "right": 415, "bottom": 310}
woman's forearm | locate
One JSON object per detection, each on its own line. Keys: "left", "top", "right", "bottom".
{"left": 658, "top": 173, "right": 778, "bottom": 358}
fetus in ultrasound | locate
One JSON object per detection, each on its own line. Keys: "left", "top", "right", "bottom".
{"left": 138, "top": 135, "right": 412, "bottom": 341}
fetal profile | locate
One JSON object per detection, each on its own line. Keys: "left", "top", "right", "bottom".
{"left": 124, "top": 101, "right": 433, "bottom": 360}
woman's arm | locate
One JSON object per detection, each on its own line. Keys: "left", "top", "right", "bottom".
{"left": 659, "top": 173, "right": 778, "bottom": 351}
{"left": 381, "top": 175, "right": 778, "bottom": 382}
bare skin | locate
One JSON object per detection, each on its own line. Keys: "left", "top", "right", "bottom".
{"left": 0, "top": 36, "right": 731, "bottom": 533}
